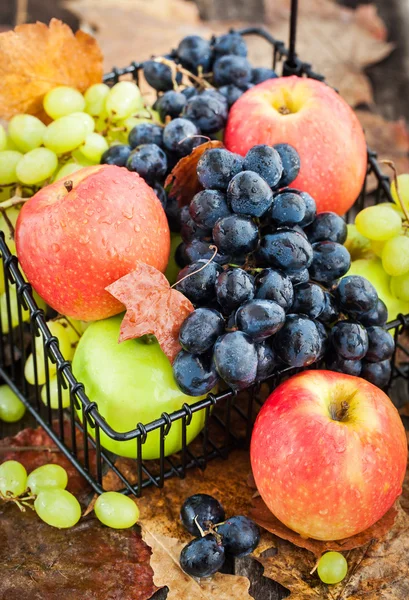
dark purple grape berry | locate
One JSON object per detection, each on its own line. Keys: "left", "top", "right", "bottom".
{"left": 215, "top": 268, "right": 254, "bottom": 313}
{"left": 213, "top": 55, "right": 252, "bottom": 88}
{"left": 361, "top": 359, "right": 391, "bottom": 389}
{"left": 126, "top": 144, "right": 167, "bottom": 185}
{"left": 213, "top": 32, "right": 248, "bottom": 58}
{"left": 173, "top": 351, "right": 219, "bottom": 396}
{"left": 251, "top": 67, "right": 278, "bottom": 84}
{"left": 243, "top": 145, "right": 283, "bottom": 188}
{"left": 273, "top": 144, "right": 301, "bottom": 188}
{"left": 291, "top": 282, "right": 326, "bottom": 319}
{"left": 189, "top": 189, "right": 231, "bottom": 229}
{"left": 179, "top": 308, "right": 225, "bottom": 354}
{"left": 365, "top": 326, "right": 394, "bottom": 362}
{"left": 227, "top": 171, "right": 273, "bottom": 217}
{"left": 177, "top": 35, "right": 213, "bottom": 73}
{"left": 330, "top": 321, "right": 369, "bottom": 360}
{"left": 255, "top": 268, "right": 294, "bottom": 312}
{"left": 101, "top": 144, "right": 131, "bottom": 166}
{"left": 305, "top": 212, "right": 348, "bottom": 244}
{"left": 180, "top": 494, "right": 225, "bottom": 536}
{"left": 236, "top": 299, "right": 285, "bottom": 341}
{"left": 128, "top": 123, "right": 163, "bottom": 149}
{"left": 213, "top": 331, "right": 258, "bottom": 390}
{"left": 309, "top": 241, "right": 351, "bottom": 285}
{"left": 273, "top": 315, "right": 322, "bottom": 367}
{"left": 180, "top": 535, "right": 225, "bottom": 578}
{"left": 196, "top": 148, "right": 243, "bottom": 191}
{"left": 216, "top": 515, "right": 260, "bottom": 557}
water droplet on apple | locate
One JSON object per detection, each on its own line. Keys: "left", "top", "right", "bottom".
{"left": 319, "top": 509, "right": 328, "bottom": 515}
{"left": 79, "top": 235, "right": 90, "bottom": 245}
{"left": 133, "top": 224, "right": 140, "bottom": 233}
{"left": 51, "top": 243, "right": 60, "bottom": 253}
{"left": 122, "top": 207, "right": 134, "bottom": 219}
{"left": 85, "top": 207, "right": 94, "bottom": 217}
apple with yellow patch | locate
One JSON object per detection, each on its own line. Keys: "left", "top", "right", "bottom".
{"left": 250, "top": 370, "right": 407, "bottom": 541}
{"left": 16, "top": 165, "right": 170, "bottom": 321}
{"left": 224, "top": 76, "right": 367, "bottom": 215}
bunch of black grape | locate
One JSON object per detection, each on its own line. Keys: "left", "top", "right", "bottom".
{"left": 179, "top": 493, "right": 260, "bottom": 578}
{"left": 100, "top": 31, "right": 277, "bottom": 206}
{"left": 171, "top": 144, "right": 395, "bottom": 395}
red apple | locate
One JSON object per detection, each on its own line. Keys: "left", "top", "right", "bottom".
{"left": 16, "top": 165, "right": 170, "bottom": 321}
{"left": 250, "top": 370, "right": 407, "bottom": 541}
{"left": 224, "top": 76, "right": 367, "bottom": 215}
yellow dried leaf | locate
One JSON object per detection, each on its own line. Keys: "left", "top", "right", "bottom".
{"left": 0, "top": 19, "right": 103, "bottom": 120}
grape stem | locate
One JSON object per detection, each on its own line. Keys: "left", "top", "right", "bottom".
{"left": 380, "top": 159, "right": 409, "bottom": 225}
{"left": 171, "top": 245, "right": 218, "bottom": 288}
{"left": 0, "top": 194, "right": 29, "bottom": 211}
{"left": 0, "top": 491, "right": 36, "bottom": 512}
{"left": 154, "top": 57, "right": 214, "bottom": 90}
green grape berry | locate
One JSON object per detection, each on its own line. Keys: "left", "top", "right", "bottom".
{"left": 43, "top": 116, "right": 88, "bottom": 155}
{"left": 94, "top": 491, "right": 139, "bottom": 529}
{"left": 0, "top": 124, "right": 6, "bottom": 151}
{"left": 84, "top": 83, "right": 110, "bottom": 117}
{"left": 0, "top": 150, "right": 23, "bottom": 185}
{"left": 69, "top": 111, "right": 96, "bottom": 135}
{"left": 105, "top": 81, "right": 143, "bottom": 122}
{"left": 34, "top": 488, "right": 81, "bottom": 528}
{"left": 79, "top": 132, "right": 109, "bottom": 162}
{"left": 8, "top": 114, "right": 46, "bottom": 153}
{"left": 43, "top": 86, "right": 86, "bottom": 120}
{"left": 382, "top": 235, "right": 409, "bottom": 277}
{"left": 0, "top": 384, "right": 26, "bottom": 422}
{"left": 27, "top": 464, "right": 68, "bottom": 495}
{"left": 355, "top": 205, "right": 402, "bottom": 241}
{"left": 41, "top": 374, "right": 71, "bottom": 410}
{"left": 0, "top": 460, "right": 27, "bottom": 497}
{"left": 317, "top": 552, "right": 348, "bottom": 585}
{"left": 54, "top": 161, "right": 85, "bottom": 182}
{"left": 16, "top": 147, "right": 58, "bottom": 185}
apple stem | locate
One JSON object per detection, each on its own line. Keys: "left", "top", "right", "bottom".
{"left": 171, "top": 245, "right": 218, "bottom": 288}
{"left": 64, "top": 180, "right": 73, "bottom": 193}
{"left": 380, "top": 159, "right": 409, "bottom": 225}
{"left": 329, "top": 400, "right": 349, "bottom": 422}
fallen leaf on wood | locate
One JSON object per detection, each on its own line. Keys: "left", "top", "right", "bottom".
{"left": 106, "top": 261, "right": 194, "bottom": 363}
{"left": 165, "top": 140, "right": 223, "bottom": 208}
{"left": 0, "top": 18, "right": 103, "bottom": 119}
{"left": 0, "top": 424, "right": 94, "bottom": 498}
{"left": 0, "top": 503, "right": 157, "bottom": 600}
{"left": 250, "top": 495, "right": 398, "bottom": 558}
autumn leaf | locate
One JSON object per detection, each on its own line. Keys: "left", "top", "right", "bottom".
{"left": 0, "top": 19, "right": 103, "bottom": 120}
{"left": 165, "top": 140, "right": 224, "bottom": 207}
{"left": 106, "top": 261, "right": 194, "bottom": 363}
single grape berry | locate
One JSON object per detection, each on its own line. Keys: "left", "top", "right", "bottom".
{"left": 361, "top": 359, "right": 391, "bottom": 388}
{"left": 181, "top": 494, "right": 225, "bottom": 535}
{"left": 173, "top": 351, "right": 218, "bottom": 396}
{"left": 177, "top": 35, "right": 213, "bottom": 73}
{"left": 185, "top": 240, "right": 231, "bottom": 266}
{"left": 359, "top": 298, "right": 388, "bottom": 327}
{"left": 318, "top": 292, "right": 339, "bottom": 325}
{"left": 326, "top": 355, "right": 362, "bottom": 377}
{"left": 270, "top": 191, "right": 307, "bottom": 226}
{"left": 365, "top": 326, "right": 394, "bottom": 362}
{"left": 315, "top": 321, "right": 328, "bottom": 358}
{"left": 236, "top": 299, "right": 285, "bottom": 341}
{"left": 215, "top": 268, "right": 255, "bottom": 313}
{"left": 128, "top": 123, "right": 163, "bottom": 149}
{"left": 256, "top": 341, "right": 277, "bottom": 381}
{"left": 243, "top": 145, "right": 283, "bottom": 188}
{"left": 216, "top": 516, "right": 260, "bottom": 557}
{"left": 180, "top": 535, "right": 225, "bottom": 578}
{"left": 330, "top": 321, "right": 369, "bottom": 361}
{"left": 181, "top": 86, "right": 197, "bottom": 100}
{"left": 213, "top": 55, "right": 252, "bottom": 88}
{"left": 335, "top": 275, "right": 378, "bottom": 315}
{"left": 163, "top": 118, "right": 201, "bottom": 156}
{"left": 297, "top": 191, "right": 317, "bottom": 227}
{"left": 213, "top": 32, "right": 248, "bottom": 58}
{"left": 176, "top": 260, "right": 222, "bottom": 305}
{"left": 143, "top": 59, "right": 182, "bottom": 92}
{"left": 227, "top": 170, "right": 273, "bottom": 217}
{"left": 183, "top": 92, "right": 228, "bottom": 134}
{"left": 251, "top": 67, "right": 278, "bottom": 84}
{"left": 305, "top": 212, "right": 348, "bottom": 244}
{"left": 180, "top": 207, "right": 212, "bottom": 243}
{"left": 255, "top": 268, "right": 294, "bottom": 312}
{"left": 213, "top": 331, "right": 258, "bottom": 390}
{"left": 126, "top": 143, "right": 167, "bottom": 185}
{"left": 288, "top": 269, "right": 310, "bottom": 285}
{"left": 101, "top": 144, "right": 131, "bottom": 166}
{"left": 179, "top": 308, "right": 225, "bottom": 354}
{"left": 317, "top": 552, "right": 348, "bottom": 585}
{"left": 273, "top": 315, "right": 322, "bottom": 367}
{"left": 157, "top": 90, "right": 187, "bottom": 121}
{"left": 213, "top": 215, "right": 259, "bottom": 257}
{"left": 309, "top": 241, "right": 351, "bottom": 285}
{"left": 291, "top": 282, "right": 326, "bottom": 319}
{"left": 274, "top": 144, "right": 300, "bottom": 187}
{"left": 196, "top": 148, "right": 243, "bottom": 191}
{"left": 218, "top": 84, "right": 245, "bottom": 107}
{"left": 189, "top": 189, "right": 231, "bottom": 229}
{"left": 258, "top": 230, "right": 313, "bottom": 274}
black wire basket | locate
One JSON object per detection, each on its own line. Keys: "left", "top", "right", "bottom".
{"left": 1, "top": 26, "right": 408, "bottom": 497}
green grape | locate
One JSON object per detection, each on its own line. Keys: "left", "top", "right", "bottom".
{"left": 55, "top": 316, "right": 81, "bottom": 346}
{"left": 8, "top": 114, "right": 46, "bottom": 153}
{"left": 0, "top": 289, "right": 46, "bottom": 334}
{"left": 0, "top": 460, "right": 27, "bottom": 497}
{"left": 0, "top": 385, "right": 26, "bottom": 423}
{"left": 94, "top": 110, "right": 110, "bottom": 134}
{"left": 355, "top": 205, "right": 402, "bottom": 241}
{"left": 43, "top": 86, "right": 86, "bottom": 120}
{"left": 27, "top": 464, "right": 68, "bottom": 495}
{"left": 317, "top": 552, "right": 348, "bottom": 584}
{"left": 94, "top": 491, "right": 139, "bottom": 529}
{"left": 0, "top": 124, "right": 7, "bottom": 151}
{"left": 41, "top": 373, "right": 71, "bottom": 409}
{"left": 371, "top": 239, "right": 386, "bottom": 258}
{"left": 391, "top": 174, "right": 409, "bottom": 211}
{"left": 79, "top": 132, "right": 108, "bottom": 162}
{"left": 34, "top": 488, "right": 81, "bottom": 528}
{"left": 391, "top": 272, "right": 409, "bottom": 302}
{"left": 43, "top": 116, "right": 87, "bottom": 155}
{"left": 54, "top": 161, "right": 85, "bottom": 182}
{"left": 382, "top": 235, "right": 409, "bottom": 276}
{"left": 69, "top": 111, "right": 95, "bottom": 135}
{"left": 5, "top": 135, "right": 19, "bottom": 151}
{"left": 0, "top": 150, "right": 23, "bottom": 185}
{"left": 105, "top": 81, "right": 143, "bottom": 122}
{"left": 16, "top": 147, "right": 58, "bottom": 185}
{"left": 84, "top": 83, "right": 110, "bottom": 117}
{"left": 71, "top": 148, "right": 96, "bottom": 167}
{"left": 24, "top": 320, "right": 73, "bottom": 385}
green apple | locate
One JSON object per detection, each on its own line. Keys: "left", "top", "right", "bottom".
{"left": 347, "top": 257, "right": 409, "bottom": 321}
{"left": 72, "top": 316, "right": 207, "bottom": 459}
{"left": 165, "top": 233, "right": 183, "bottom": 285}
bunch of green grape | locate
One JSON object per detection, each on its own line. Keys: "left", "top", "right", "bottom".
{"left": 0, "top": 460, "right": 139, "bottom": 529}
{"left": 0, "top": 81, "right": 159, "bottom": 195}
{"left": 355, "top": 174, "right": 409, "bottom": 303}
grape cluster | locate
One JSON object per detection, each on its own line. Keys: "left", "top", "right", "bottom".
{"left": 171, "top": 145, "right": 395, "bottom": 394}
{"left": 179, "top": 493, "right": 260, "bottom": 578}
{"left": 0, "top": 459, "right": 139, "bottom": 529}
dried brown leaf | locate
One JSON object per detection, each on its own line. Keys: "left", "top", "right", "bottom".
{"left": 250, "top": 496, "right": 398, "bottom": 558}
{"left": 106, "top": 261, "right": 194, "bottom": 363}
{"left": 165, "top": 140, "right": 223, "bottom": 207}
{"left": 0, "top": 19, "right": 103, "bottom": 120}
